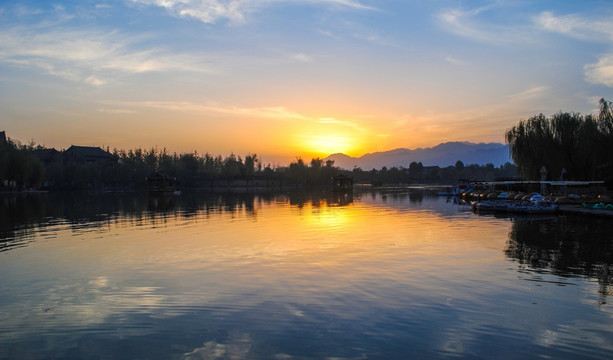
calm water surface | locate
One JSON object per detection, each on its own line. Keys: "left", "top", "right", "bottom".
{"left": 1, "top": 188, "right": 612, "bottom": 359}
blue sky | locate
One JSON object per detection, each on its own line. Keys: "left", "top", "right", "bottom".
{"left": 1, "top": 0, "right": 612, "bottom": 163}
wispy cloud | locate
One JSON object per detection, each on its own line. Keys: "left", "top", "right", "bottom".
{"left": 130, "top": 0, "right": 376, "bottom": 24}
{"left": 97, "top": 107, "right": 136, "bottom": 114}
{"left": 504, "top": 85, "right": 550, "bottom": 103}
{"left": 106, "top": 100, "right": 370, "bottom": 134}
{"left": 534, "top": 11, "right": 613, "bottom": 42}
{"left": 436, "top": 5, "right": 536, "bottom": 45}
{"left": 289, "top": 53, "right": 314, "bottom": 63}
{"left": 317, "top": 117, "right": 365, "bottom": 132}
{"left": 445, "top": 56, "right": 467, "bottom": 65}
{"left": 13, "top": 4, "right": 43, "bottom": 17}
{"left": 131, "top": 0, "right": 246, "bottom": 23}
{"left": 438, "top": 6, "right": 613, "bottom": 88}
{"left": 0, "top": 26, "right": 215, "bottom": 85}
{"left": 391, "top": 85, "right": 554, "bottom": 146}
{"left": 112, "top": 100, "right": 311, "bottom": 120}
{"left": 534, "top": 11, "right": 613, "bottom": 87}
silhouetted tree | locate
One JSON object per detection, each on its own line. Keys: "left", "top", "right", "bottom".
{"left": 0, "top": 138, "right": 44, "bottom": 189}
{"left": 506, "top": 98, "right": 612, "bottom": 180}
{"left": 408, "top": 161, "right": 423, "bottom": 180}
{"left": 455, "top": 160, "right": 464, "bottom": 171}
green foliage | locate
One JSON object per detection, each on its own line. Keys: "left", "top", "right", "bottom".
{"left": 505, "top": 98, "right": 613, "bottom": 180}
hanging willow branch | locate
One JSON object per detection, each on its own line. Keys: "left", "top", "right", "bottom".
{"left": 505, "top": 98, "right": 613, "bottom": 180}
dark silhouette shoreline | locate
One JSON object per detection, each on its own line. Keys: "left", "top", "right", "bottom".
{"left": 1, "top": 133, "right": 517, "bottom": 192}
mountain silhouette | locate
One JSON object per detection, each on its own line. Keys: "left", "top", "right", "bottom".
{"left": 324, "top": 142, "right": 510, "bottom": 170}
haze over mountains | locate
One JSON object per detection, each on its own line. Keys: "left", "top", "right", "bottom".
{"left": 324, "top": 142, "right": 511, "bottom": 170}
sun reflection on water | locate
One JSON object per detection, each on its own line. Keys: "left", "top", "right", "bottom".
{"left": 2, "top": 191, "right": 611, "bottom": 359}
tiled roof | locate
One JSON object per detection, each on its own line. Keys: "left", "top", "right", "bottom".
{"left": 66, "top": 145, "right": 117, "bottom": 161}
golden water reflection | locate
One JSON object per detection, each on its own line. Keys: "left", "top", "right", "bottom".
{"left": 2, "top": 192, "right": 510, "bottom": 320}
{"left": 1, "top": 191, "right": 611, "bottom": 359}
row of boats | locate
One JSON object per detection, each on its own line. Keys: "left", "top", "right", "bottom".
{"left": 439, "top": 185, "right": 613, "bottom": 214}
{"left": 471, "top": 193, "right": 559, "bottom": 214}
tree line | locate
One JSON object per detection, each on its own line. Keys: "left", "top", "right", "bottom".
{"left": 0, "top": 140, "right": 349, "bottom": 190}
{"left": 1, "top": 134, "right": 517, "bottom": 191}
{"left": 351, "top": 161, "right": 516, "bottom": 185}
{"left": 505, "top": 98, "right": 613, "bottom": 181}
{"left": 5, "top": 98, "right": 612, "bottom": 190}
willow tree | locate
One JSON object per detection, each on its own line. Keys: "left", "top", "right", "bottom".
{"left": 597, "top": 98, "right": 613, "bottom": 179}
{"left": 505, "top": 98, "right": 612, "bottom": 180}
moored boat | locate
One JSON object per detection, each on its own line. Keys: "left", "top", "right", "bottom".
{"left": 472, "top": 193, "right": 559, "bottom": 214}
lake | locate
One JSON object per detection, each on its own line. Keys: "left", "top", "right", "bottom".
{"left": 1, "top": 188, "right": 612, "bottom": 359}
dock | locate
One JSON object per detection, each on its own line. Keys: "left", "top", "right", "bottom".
{"left": 557, "top": 205, "right": 613, "bottom": 218}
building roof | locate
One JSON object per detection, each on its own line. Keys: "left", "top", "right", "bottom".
{"left": 33, "top": 148, "right": 60, "bottom": 163}
{"left": 66, "top": 145, "right": 117, "bottom": 162}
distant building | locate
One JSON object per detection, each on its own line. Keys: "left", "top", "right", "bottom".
{"left": 332, "top": 174, "right": 353, "bottom": 192}
{"left": 33, "top": 148, "right": 60, "bottom": 165}
{"left": 65, "top": 145, "right": 117, "bottom": 164}
{"left": 0, "top": 131, "right": 6, "bottom": 143}
{"left": 146, "top": 172, "right": 176, "bottom": 195}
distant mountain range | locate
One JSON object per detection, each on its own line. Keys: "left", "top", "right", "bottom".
{"left": 324, "top": 142, "right": 511, "bottom": 170}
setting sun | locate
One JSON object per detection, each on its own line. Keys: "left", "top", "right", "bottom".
{"left": 303, "top": 134, "right": 355, "bottom": 156}
{"left": 1, "top": 0, "right": 612, "bottom": 358}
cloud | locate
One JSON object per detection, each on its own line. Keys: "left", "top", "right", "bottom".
{"left": 115, "top": 100, "right": 312, "bottom": 120}
{"left": 438, "top": 5, "right": 613, "bottom": 47}
{"left": 534, "top": 11, "right": 613, "bottom": 42}
{"left": 585, "top": 53, "right": 613, "bottom": 87}
{"left": 445, "top": 56, "right": 467, "bottom": 65}
{"left": 391, "top": 85, "right": 554, "bottom": 145}
{"left": 0, "top": 26, "right": 214, "bottom": 86}
{"left": 504, "top": 85, "right": 550, "bottom": 102}
{"left": 317, "top": 117, "right": 365, "bottom": 132}
{"left": 85, "top": 76, "right": 106, "bottom": 86}
{"left": 436, "top": 5, "right": 536, "bottom": 45}
{"left": 130, "top": 0, "right": 375, "bottom": 24}
{"left": 107, "top": 100, "right": 370, "bottom": 134}
{"left": 438, "top": 6, "right": 613, "bottom": 88}
{"left": 317, "top": 28, "right": 341, "bottom": 40}
{"left": 13, "top": 4, "right": 43, "bottom": 17}
{"left": 290, "top": 53, "right": 313, "bottom": 63}
{"left": 97, "top": 107, "right": 136, "bottom": 114}
{"left": 533, "top": 11, "right": 613, "bottom": 87}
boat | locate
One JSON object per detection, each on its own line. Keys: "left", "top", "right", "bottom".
{"left": 506, "top": 200, "right": 558, "bottom": 214}
{"left": 472, "top": 193, "right": 559, "bottom": 214}
{"left": 582, "top": 202, "right": 613, "bottom": 210}
{"left": 471, "top": 200, "right": 509, "bottom": 212}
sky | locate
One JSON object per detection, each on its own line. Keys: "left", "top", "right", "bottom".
{"left": 1, "top": 0, "right": 612, "bottom": 165}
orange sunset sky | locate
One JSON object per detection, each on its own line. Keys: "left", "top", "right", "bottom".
{"left": 1, "top": 1, "right": 612, "bottom": 165}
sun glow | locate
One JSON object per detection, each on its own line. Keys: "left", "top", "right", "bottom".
{"left": 303, "top": 134, "right": 355, "bottom": 156}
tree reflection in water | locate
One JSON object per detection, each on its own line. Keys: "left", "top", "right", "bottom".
{"left": 2, "top": 189, "right": 613, "bottom": 359}
{"left": 506, "top": 216, "right": 613, "bottom": 304}
{"left": 3, "top": 190, "right": 611, "bottom": 306}
{"left": 0, "top": 191, "right": 356, "bottom": 252}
